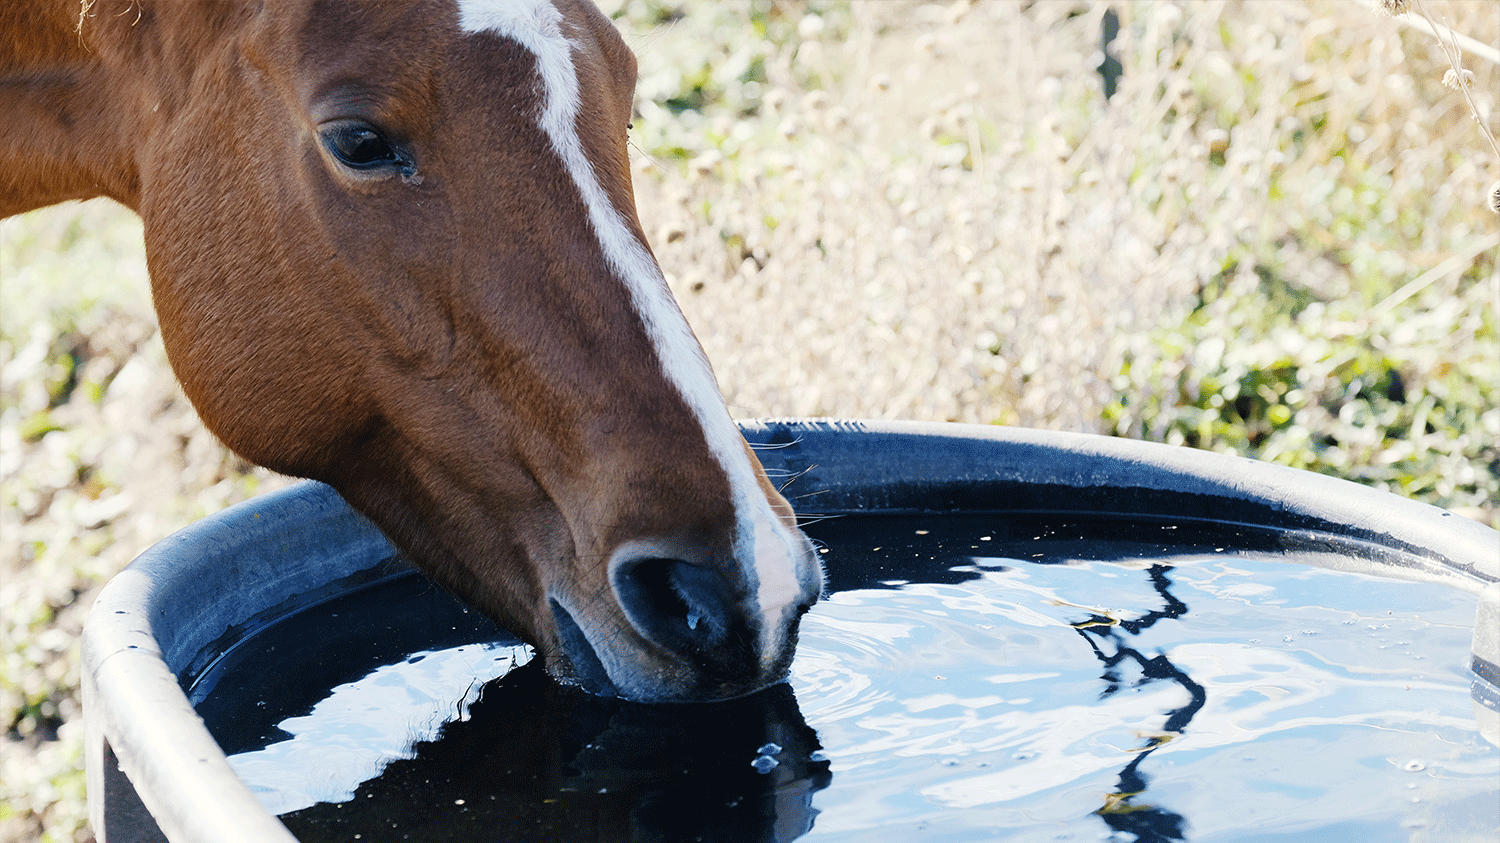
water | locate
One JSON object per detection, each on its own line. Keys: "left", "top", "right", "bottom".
{"left": 190, "top": 514, "right": 1499, "bottom": 842}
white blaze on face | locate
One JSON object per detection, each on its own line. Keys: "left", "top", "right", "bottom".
{"left": 457, "top": 0, "right": 807, "bottom": 665}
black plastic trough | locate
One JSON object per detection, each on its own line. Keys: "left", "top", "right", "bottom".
{"left": 82, "top": 421, "right": 1500, "bottom": 842}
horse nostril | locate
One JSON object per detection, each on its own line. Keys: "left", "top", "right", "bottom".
{"left": 613, "top": 556, "right": 734, "bottom": 650}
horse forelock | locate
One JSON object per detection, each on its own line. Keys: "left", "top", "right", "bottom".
{"left": 456, "top": 0, "right": 807, "bottom": 646}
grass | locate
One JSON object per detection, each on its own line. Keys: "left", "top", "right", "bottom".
{"left": 607, "top": 0, "right": 1497, "bottom": 519}
{"left": 2, "top": 1, "right": 1497, "bottom": 840}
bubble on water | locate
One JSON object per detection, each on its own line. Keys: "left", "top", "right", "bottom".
{"left": 751, "top": 755, "right": 780, "bottom": 774}
{"left": 757, "top": 743, "right": 782, "bottom": 756}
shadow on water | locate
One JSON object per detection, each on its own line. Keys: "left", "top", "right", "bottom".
{"left": 1070, "top": 563, "right": 1200, "bottom": 843}
{"left": 279, "top": 663, "right": 832, "bottom": 843}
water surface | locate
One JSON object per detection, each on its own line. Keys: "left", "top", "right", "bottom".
{"left": 193, "top": 514, "right": 1498, "bottom": 842}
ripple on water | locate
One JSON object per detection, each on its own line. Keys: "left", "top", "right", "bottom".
{"left": 199, "top": 514, "right": 1497, "bottom": 842}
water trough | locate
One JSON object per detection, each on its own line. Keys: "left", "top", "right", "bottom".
{"left": 83, "top": 420, "right": 1500, "bottom": 842}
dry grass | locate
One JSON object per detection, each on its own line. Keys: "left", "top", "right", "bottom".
{"left": 2, "top": 1, "right": 1496, "bottom": 840}
{"left": 614, "top": 0, "right": 1497, "bottom": 510}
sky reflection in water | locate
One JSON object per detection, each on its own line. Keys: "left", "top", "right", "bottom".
{"left": 214, "top": 515, "right": 1498, "bottom": 842}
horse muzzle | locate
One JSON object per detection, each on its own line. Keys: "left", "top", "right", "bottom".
{"left": 544, "top": 529, "right": 822, "bottom": 703}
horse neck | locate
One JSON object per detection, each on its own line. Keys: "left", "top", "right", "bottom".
{"left": 0, "top": 0, "right": 214, "bottom": 217}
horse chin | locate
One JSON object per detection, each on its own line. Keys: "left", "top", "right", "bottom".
{"left": 546, "top": 599, "right": 619, "bottom": 698}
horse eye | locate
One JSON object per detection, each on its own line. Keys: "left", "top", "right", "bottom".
{"left": 321, "top": 122, "right": 402, "bottom": 170}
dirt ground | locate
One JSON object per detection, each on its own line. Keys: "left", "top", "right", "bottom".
{"left": 3, "top": 2, "right": 1496, "bottom": 840}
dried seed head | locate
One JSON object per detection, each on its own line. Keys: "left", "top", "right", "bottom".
{"left": 1488, "top": 180, "right": 1500, "bottom": 215}
{"left": 1376, "top": 0, "right": 1413, "bottom": 15}
{"left": 1442, "top": 68, "right": 1476, "bottom": 90}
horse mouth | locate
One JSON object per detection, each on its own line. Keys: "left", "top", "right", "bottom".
{"left": 548, "top": 600, "right": 619, "bottom": 698}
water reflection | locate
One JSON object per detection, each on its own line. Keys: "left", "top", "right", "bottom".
{"left": 811, "top": 516, "right": 1218, "bottom": 839}
{"left": 1070, "top": 563, "right": 1199, "bottom": 842}
{"left": 205, "top": 513, "right": 1492, "bottom": 841}
{"left": 279, "top": 662, "right": 831, "bottom": 843}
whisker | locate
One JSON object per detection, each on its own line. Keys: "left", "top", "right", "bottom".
{"left": 621, "top": 15, "right": 678, "bottom": 183}
{"left": 626, "top": 135, "right": 668, "bottom": 175}
{"left": 622, "top": 14, "right": 679, "bottom": 54}
{"left": 776, "top": 464, "right": 817, "bottom": 494}
{"left": 747, "top": 436, "right": 804, "bottom": 451}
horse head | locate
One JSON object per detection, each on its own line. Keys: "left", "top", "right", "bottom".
{"left": 18, "top": 0, "right": 824, "bottom": 701}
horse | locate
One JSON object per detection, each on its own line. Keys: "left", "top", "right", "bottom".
{"left": 1, "top": 0, "right": 824, "bottom": 702}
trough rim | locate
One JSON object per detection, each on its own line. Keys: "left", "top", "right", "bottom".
{"left": 82, "top": 419, "right": 1500, "bottom": 842}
